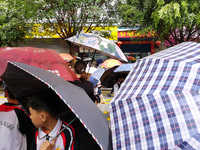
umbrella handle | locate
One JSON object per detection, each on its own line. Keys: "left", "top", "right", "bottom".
{"left": 49, "top": 117, "right": 76, "bottom": 142}
{"left": 86, "top": 50, "right": 96, "bottom": 78}
{"left": 91, "top": 50, "right": 96, "bottom": 66}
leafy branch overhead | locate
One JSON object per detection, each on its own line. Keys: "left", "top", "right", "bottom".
{"left": 1, "top": 0, "right": 118, "bottom": 50}
{"left": 0, "top": 0, "right": 31, "bottom": 47}
{"left": 32, "top": 0, "right": 117, "bottom": 40}
{"left": 118, "top": 0, "right": 200, "bottom": 46}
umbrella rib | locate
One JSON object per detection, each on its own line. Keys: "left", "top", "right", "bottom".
{"left": 49, "top": 117, "right": 77, "bottom": 142}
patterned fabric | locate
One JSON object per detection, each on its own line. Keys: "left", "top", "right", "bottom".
{"left": 110, "top": 42, "right": 200, "bottom": 150}
{"left": 66, "top": 33, "right": 128, "bottom": 62}
{"left": 172, "top": 133, "right": 200, "bottom": 150}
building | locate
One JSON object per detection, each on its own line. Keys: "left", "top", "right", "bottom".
{"left": 18, "top": 26, "right": 160, "bottom": 63}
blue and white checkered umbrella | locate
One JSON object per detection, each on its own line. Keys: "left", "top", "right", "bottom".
{"left": 110, "top": 42, "right": 200, "bottom": 149}
{"left": 114, "top": 63, "right": 134, "bottom": 73}
{"left": 89, "top": 68, "right": 105, "bottom": 86}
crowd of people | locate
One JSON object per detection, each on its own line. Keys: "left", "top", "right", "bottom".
{"left": 0, "top": 58, "right": 125, "bottom": 150}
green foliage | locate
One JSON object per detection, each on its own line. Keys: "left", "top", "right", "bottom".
{"left": 0, "top": 0, "right": 32, "bottom": 47}
{"left": 29, "top": 0, "right": 117, "bottom": 40}
{"left": 118, "top": 0, "right": 200, "bottom": 45}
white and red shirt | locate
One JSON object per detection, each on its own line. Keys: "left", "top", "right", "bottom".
{"left": 0, "top": 103, "right": 35, "bottom": 150}
{"left": 34, "top": 118, "right": 76, "bottom": 150}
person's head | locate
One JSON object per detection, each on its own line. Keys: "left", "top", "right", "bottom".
{"left": 73, "top": 60, "right": 88, "bottom": 82}
{"left": 4, "top": 87, "right": 15, "bottom": 100}
{"left": 27, "top": 89, "right": 59, "bottom": 128}
{"left": 3, "top": 83, "right": 19, "bottom": 104}
{"left": 116, "top": 75, "right": 124, "bottom": 83}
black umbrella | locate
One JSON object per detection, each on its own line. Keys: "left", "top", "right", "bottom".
{"left": 100, "top": 66, "right": 127, "bottom": 88}
{"left": 100, "top": 66, "right": 118, "bottom": 88}
{"left": 1, "top": 62, "right": 112, "bottom": 150}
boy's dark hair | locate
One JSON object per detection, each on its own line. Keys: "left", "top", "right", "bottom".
{"left": 74, "top": 60, "right": 88, "bottom": 82}
{"left": 5, "top": 87, "right": 16, "bottom": 100}
{"left": 27, "top": 89, "right": 59, "bottom": 117}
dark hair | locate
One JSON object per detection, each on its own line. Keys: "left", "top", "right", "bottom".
{"left": 74, "top": 60, "right": 88, "bottom": 82}
{"left": 27, "top": 89, "right": 59, "bottom": 117}
{"left": 5, "top": 87, "right": 16, "bottom": 100}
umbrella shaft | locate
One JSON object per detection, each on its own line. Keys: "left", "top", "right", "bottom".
{"left": 50, "top": 117, "right": 76, "bottom": 142}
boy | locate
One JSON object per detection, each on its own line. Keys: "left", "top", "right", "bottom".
{"left": 27, "top": 89, "right": 78, "bottom": 150}
{"left": 0, "top": 86, "right": 35, "bottom": 150}
{"left": 113, "top": 76, "right": 124, "bottom": 96}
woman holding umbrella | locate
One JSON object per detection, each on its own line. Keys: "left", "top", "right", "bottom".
{"left": 71, "top": 60, "right": 97, "bottom": 103}
{"left": 70, "top": 60, "right": 101, "bottom": 149}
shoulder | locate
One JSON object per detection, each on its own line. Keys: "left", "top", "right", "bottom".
{"left": 84, "top": 81, "right": 93, "bottom": 87}
{"left": 0, "top": 103, "right": 21, "bottom": 112}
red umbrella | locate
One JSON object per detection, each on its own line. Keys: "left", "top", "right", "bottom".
{"left": 0, "top": 59, "right": 7, "bottom": 77}
{"left": 0, "top": 47, "right": 78, "bottom": 81}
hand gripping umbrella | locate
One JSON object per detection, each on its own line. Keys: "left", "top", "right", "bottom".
{"left": 66, "top": 33, "right": 128, "bottom": 62}
{"left": 110, "top": 42, "right": 200, "bottom": 149}
{"left": 1, "top": 62, "right": 112, "bottom": 150}
{"left": 0, "top": 47, "right": 78, "bottom": 81}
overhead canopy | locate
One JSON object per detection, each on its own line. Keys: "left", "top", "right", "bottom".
{"left": 110, "top": 42, "right": 200, "bottom": 149}
{"left": 66, "top": 33, "right": 128, "bottom": 62}
{"left": 1, "top": 62, "right": 112, "bottom": 150}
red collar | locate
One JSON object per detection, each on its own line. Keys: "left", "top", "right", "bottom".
{"left": 0, "top": 104, "right": 20, "bottom": 112}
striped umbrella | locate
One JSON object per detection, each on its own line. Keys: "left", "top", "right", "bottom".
{"left": 110, "top": 42, "right": 200, "bottom": 149}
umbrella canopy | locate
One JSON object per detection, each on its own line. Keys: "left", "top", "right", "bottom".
{"left": 100, "top": 66, "right": 120, "bottom": 88}
{"left": 89, "top": 65, "right": 129, "bottom": 88}
{"left": 59, "top": 53, "right": 74, "bottom": 62}
{"left": 89, "top": 68, "right": 105, "bottom": 86}
{"left": 0, "top": 47, "right": 78, "bottom": 81}
{"left": 101, "top": 59, "right": 122, "bottom": 69}
{"left": 1, "top": 62, "right": 112, "bottom": 150}
{"left": 66, "top": 33, "right": 128, "bottom": 62}
{"left": 0, "top": 59, "right": 7, "bottom": 77}
{"left": 126, "top": 55, "right": 136, "bottom": 61}
{"left": 110, "top": 42, "right": 200, "bottom": 149}
{"left": 114, "top": 63, "right": 134, "bottom": 73}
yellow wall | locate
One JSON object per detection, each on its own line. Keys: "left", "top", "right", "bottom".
{"left": 25, "top": 24, "right": 118, "bottom": 41}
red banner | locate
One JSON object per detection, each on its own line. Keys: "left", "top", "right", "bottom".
{"left": 118, "top": 30, "right": 155, "bottom": 38}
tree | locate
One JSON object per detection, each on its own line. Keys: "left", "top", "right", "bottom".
{"left": 0, "top": 0, "right": 32, "bottom": 47}
{"left": 118, "top": 0, "right": 200, "bottom": 46}
{"left": 28, "top": 0, "right": 118, "bottom": 54}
